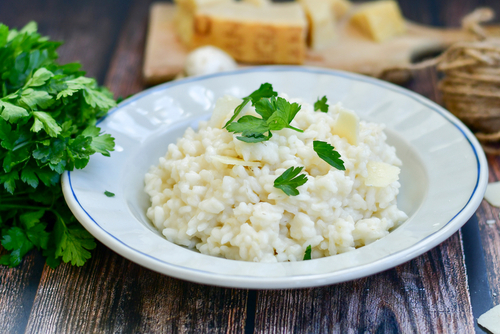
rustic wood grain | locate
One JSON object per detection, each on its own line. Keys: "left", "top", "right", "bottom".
{"left": 0, "top": 250, "right": 45, "bottom": 334}
{"left": 476, "top": 153, "right": 500, "bottom": 307}
{"left": 254, "top": 233, "right": 474, "bottom": 333}
{"left": 104, "top": 0, "right": 154, "bottom": 96}
{"left": 0, "top": 0, "right": 136, "bottom": 83}
{"left": 24, "top": 244, "right": 249, "bottom": 333}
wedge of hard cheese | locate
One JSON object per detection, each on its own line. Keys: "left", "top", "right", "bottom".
{"left": 187, "top": 2, "right": 307, "bottom": 64}
{"left": 350, "top": 0, "right": 406, "bottom": 42}
{"left": 301, "top": 0, "right": 337, "bottom": 50}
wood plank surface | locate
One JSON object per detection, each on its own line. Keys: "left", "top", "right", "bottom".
{"left": 0, "top": 250, "right": 45, "bottom": 334}
{"left": 254, "top": 233, "right": 473, "bottom": 333}
{"left": 1, "top": 0, "right": 500, "bottom": 333}
{"left": 0, "top": 0, "right": 136, "bottom": 83}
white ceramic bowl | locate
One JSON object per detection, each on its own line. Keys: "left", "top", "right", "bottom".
{"left": 62, "top": 66, "right": 487, "bottom": 289}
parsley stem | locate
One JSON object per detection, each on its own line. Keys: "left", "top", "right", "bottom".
{"left": 287, "top": 125, "right": 304, "bottom": 133}
{"left": 50, "top": 209, "right": 67, "bottom": 228}
{"left": 12, "top": 140, "right": 32, "bottom": 151}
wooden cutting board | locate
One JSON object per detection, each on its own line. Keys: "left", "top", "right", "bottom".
{"left": 143, "top": 2, "right": 481, "bottom": 85}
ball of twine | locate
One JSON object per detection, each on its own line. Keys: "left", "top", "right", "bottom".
{"left": 438, "top": 8, "right": 500, "bottom": 154}
{"left": 387, "top": 8, "right": 500, "bottom": 154}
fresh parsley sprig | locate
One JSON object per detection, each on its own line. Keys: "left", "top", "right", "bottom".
{"left": 303, "top": 245, "right": 312, "bottom": 260}
{"left": 273, "top": 166, "right": 308, "bottom": 196}
{"left": 313, "top": 140, "right": 345, "bottom": 170}
{"left": 225, "top": 84, "right": 303, "bottom": 143}
{"left": 223, "top": 83, "right": 277, "bottom": 128}
{"left": 314, "top": 96, "right": 329, "bottom": 113}
{"left": 0, "top": 22, "right": 116, "bottom": 268}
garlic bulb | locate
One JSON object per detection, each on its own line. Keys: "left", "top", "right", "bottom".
{"left": 184, "top": 46, "right": 237, "bottom": 77}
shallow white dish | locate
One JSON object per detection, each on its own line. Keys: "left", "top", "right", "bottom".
{"left": 62, "top": 66, "right": 487, "bottom": 289}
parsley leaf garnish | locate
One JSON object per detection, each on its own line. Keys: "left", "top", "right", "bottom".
{"left": 314, "top": 96, "right": 329, "bottom": 113}
{"left": 223, "top": 83, "right": 278, "bottom": 128}
{"left": 225, "top": 84, "right": 304, "bottom": 142}
{"left": 273, "top": 166, "right": 308, "bottom": 196}
{"left": 104, "top": 191, "right": 115, "bottom": 197}
{"left": 303, "top": 245, "right": 312, "bottom": 260}
{"left": 0, "top": 22, "right": 114, "bottom": 268}
{"left": 313, "top": 141, "right": 345, "bottom": 170}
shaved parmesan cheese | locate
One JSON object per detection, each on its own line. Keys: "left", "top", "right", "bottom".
{"left": 208, "top": 95, "right": 243, "bottom": 129}
{"left": 487, "top": 220, "right": 496, "bottom": 225}
{"left": 484, "top": 181, "right": 500, "bottom": 207}
{"left": 479, "top": 304, "right": 500, "bottom": 334}
{"left": 332, "top": 108, "right": 359, "bottom": 145}
{"left": 211, "top": 155, "right": 262, "bottom": 166}
{"left": 365, "top": 161, "right": 400, "bottom": 187}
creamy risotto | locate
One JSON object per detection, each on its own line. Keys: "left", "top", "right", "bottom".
{"left": 144, "top": 91, "right": 407, "bottom": 262}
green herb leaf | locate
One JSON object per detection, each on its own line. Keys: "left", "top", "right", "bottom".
{"left": 313, "top": 140, "right": 345, "bottom": 170}
{"left": 266, "top": 97, "right": 303, "bottom": 132}
{"left": 223, "top": 83, "right": 277, "bottom": 128}
{"left": 274, "top": 166, "right": 308, "bottom": 196}
{"left": 82, "top": 126, "right": 115, "bottom": 157}
{"left": 1, "top": 227, "right": 34, "bottom": 267}
{"left": 104, "top": 190, "right": 115, "bottom": 197}
{"left": 225, "top": 85, "right": 303, "bottom": 142}
{"left": 303, "top": 245, "right": 312, "bottom": 260}
{"left": 31, "top": 111, "right": 62, "bottom": 137}
{"left": 314, "top": 96, "right": 329, "bottom": 113}
{"left": 26, "top": 68, "right": 54, "bottom": 87}
{"left": 0, "top": 100, "right": 29, "bottom": 122}
{"left": 52, "top": 210, "right": 96, "bottom": 266}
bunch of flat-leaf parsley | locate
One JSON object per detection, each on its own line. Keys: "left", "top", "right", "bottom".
{"left": 0, "top": 22, "right": 116, "bottom": 268}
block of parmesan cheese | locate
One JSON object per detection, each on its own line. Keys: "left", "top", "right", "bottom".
{"left": 300, "top": 0, "right": 337, "bottom": 50}
{"left": 350, "top": 0, "right": 406, "bottom": 42}
{"left": 173, "top": 0, "right": 232, "bottom": 45}
{"left": 189, "top": 2, "right": 307, "bottom": 64}
{"left": 174, "top": 6, "right": 195, "bottom": 46}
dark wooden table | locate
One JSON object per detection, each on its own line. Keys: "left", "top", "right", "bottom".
{"left": 1, "top": 0, "right": 500, "bottom": 333}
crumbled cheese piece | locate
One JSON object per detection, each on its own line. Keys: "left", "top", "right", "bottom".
{"left": 484, "top": 181, "right": 500, "bottom": 207}
{"left": 350, "top": 0, "right": 406, "bottom": 42}
{"left": 208, "top": 95, "right": 242, "bottom": 129}
{"left": 300, "top": 0, "right": 337, "bottom": 50}
{"left": 486, "top": 219, "right": 496, "bottom": 225}
{"left": 184, "top": 46, "right": 237, "bottom": 77}
{"left": 365, "top": 161, "right": 400, "bottom": 187}
{"left": 478, "top": 304, "right": 500, "bottom": 334}
{"left": 333, "top": 108, "right": 359, "bottom": 145}
{"left": 186, "top": 2, "right": 307, "bottom": 64}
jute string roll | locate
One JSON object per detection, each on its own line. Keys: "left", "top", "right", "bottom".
{"left": 388, "top": 8, "right": 500, "bottom": 154}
